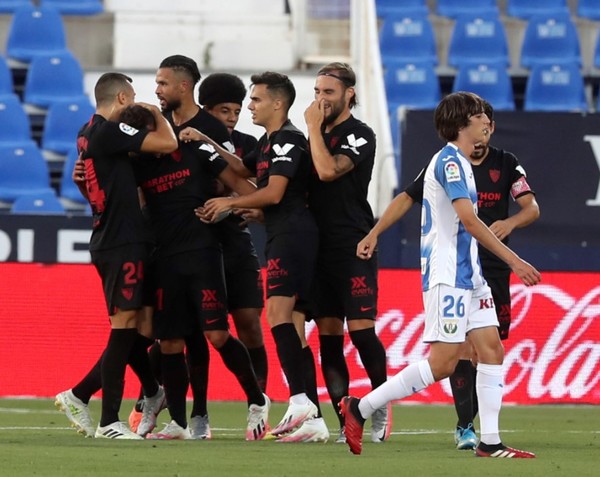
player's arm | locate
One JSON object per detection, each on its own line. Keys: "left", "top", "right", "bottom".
{"left": 71, "top": 155, "right": 89, "bottom": 200}
{"left": 217, "top": 166, "right": 257, "bottom": 197}
{"left": 136, "top": 103, "right": 178, "bottom": 154}
{"left": 179, "top": 127, "right": 252, "bottom": 178}
{"left": 453, "top": 198, "right": 541, "bottom": 286}
{"left": 357, "top": 192, "right": 416, "bottom": 260}
{"left": 304, "top": 99, "right": 354, "bottom": 181}
{"left": 200, "top": 175, "right": 289, "bottom": 222}
{"left": 489, "top": 193, "right": 540, "bottom": 241}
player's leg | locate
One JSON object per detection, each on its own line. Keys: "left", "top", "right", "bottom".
{"left": 449, "top": 340, "right": 478, "bottom": 449}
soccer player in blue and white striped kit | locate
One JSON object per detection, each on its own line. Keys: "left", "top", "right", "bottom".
{"left": 341, "top": 92, "right": 541, "bottom": 458}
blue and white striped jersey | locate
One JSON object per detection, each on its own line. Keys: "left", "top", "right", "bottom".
{"left": 420, "top": 143, "right": 485, "bottom": 291}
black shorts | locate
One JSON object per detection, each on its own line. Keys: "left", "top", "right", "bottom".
{"left": 91, "top": 243, "right": 150, "bottom": 315}
{"left": 219, "top": 219, "right": 264, "bottom": 310}
{"left": 264, "top": 223, "right": 318, "bottom": 310}
{"left": 311, "top": 247, "right": 378, "bottom": 321}
{"left": 485, "top": 274, "right": 511, "bottom": 340}
{"left": 153, "top": 248, "right": 228, "bottom": 340}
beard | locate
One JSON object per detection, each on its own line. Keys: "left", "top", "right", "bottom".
{"left": 323, "top": 99, "right": 346, "bottom": 126}
{"left": 471, "top": 145, "right": 487, "bottom": 160}
{"left": 160, "top": 97, "right": 181, "bottom": 113}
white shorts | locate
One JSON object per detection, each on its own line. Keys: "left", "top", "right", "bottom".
{"left": 422, "top": 284, "right": 498, "bottom": 343}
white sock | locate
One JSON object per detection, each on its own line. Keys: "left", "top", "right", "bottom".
{"left": 477, "top": 363, "right": 503, "bottom": 445}
{"left": 359, "top": 360, "right": 435, "bottom": 419}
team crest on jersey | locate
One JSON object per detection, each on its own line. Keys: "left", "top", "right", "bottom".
{"left": 443, "top": 319, "right": 459, "bottom": 335}
{"left": 119, "top": 123, "right": 139, "bottom": 136}
{"left": 121, "top": 287, "right": 134, "bottom": 300}
{"left": 444, "top": 161, "right": 461, "bottom": 182}
{"left": 341, "top": 134, "right": 367, "bottom": 155}
{"left": 272, "top": 143, "right": 294, "bottom": 162}
{"left": 489, "top": 169, "right": 500, "bottom": 183}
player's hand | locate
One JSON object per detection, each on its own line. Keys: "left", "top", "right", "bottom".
{"left": 304, "top": 99, "right": 325, "bottom": 127}
{"left": 511, "top": 259, "right": 541, "bottom": 287}
{"left": 233, "top": 208, "right": 264, "bottom": 226}
{"left": 179, "top": 127, "right": 206, "bottom": 143}
{"left": 72, "top": 157, "right": 86, "bottom": 183}
{"left": 489, "top": 220, "right": 513, "bottom": 241}
{"left": 201, "top": 197, "right": 234, "bottom": 223}
{"left": 357, "top": 234, "right": 377, "bottom": 260}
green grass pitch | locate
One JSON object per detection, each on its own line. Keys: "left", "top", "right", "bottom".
{"left": 0, "top": 399, "right": 597, "bottom": 476}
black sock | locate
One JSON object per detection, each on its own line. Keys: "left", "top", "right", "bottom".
{"left": 302, "top": 346, "right": 323, "bottom": 418}
{"left": 471, "top": 365, "right": 478, "bottom": 422}
{"left": 72, "top": 352, "right": 104, "bottom": 404}
{"left": 319, "top": 334, "right": 348, "bottom": 427}
{"left": 450, "top": 359, "right": 477, "bottom": 429}
{"left": 349, "top": 328, "right": 387, "bottom": 388}
{"left": 136, "top": 341, "right": 162, "bottom": 405}
{"left": 161, "top": 352, "right": 189, "bottom": 428}
{"left": 185, "top": 333, "right": 209, "bottom": 418}
{"left": 271, "top": 323, "right": 305, "bottom": 396}
{"left": 128, "top": 334, "right": 159, "bottom": 398}
{"left": 247, "top": 345, "right": 268, "bottom": 393}
{"left": 216, "top": 335, "right": 264, "bottom": 406}
{"left": 100, "top": 328, "right": 138, "bottom": 427}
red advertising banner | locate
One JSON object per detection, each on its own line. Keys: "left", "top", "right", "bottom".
{"left": 1, "top": 264, "right": 598, "bottom": 404}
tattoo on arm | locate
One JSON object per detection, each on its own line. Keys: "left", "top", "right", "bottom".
{"left": 333, "top": 154, "right": 355, "bottom": 176}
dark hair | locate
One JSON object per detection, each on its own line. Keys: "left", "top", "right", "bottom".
{"left": 482, "top": 99, "right": 494, "bottom": 122}
{"left": 317, "top": 62, "right": 358, "bottom": 108}
{"left": 434, "top": 91, "right": 485, "bottom": 142}
{"left": 94, "top": 72, "right": 133, "bottom": 106}
{"left": 159, "top": 55, "right": 201, "bottom": 85}
{"left": 198, "top": 73, "right": 247, "bottom": 108}
{"left": 250, "top": 71, "right": 296, "bottom": 110}
{"left": 119, "top": 105, "right": 156, "bottom": 130}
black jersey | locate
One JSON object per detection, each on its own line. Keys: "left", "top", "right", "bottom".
{"left": 165, "top": 107, "right": 231, "bottom": 149}
{"left": 77, "top": 114, "right": 151, "bottom": 251}
{"left": 232, "top": 129, "right": 258, "bottom": 158}
{"left": 242, "top": 120, "right": 312, "bottom": 238}
{"left": 404, "top": 146, "right": 534, "bottom": 275}
{"left": 308, "top": 115, "right": 376, "bottom": 250}
{"left": 134, "top": 141, "right": 228, "bottom": 258}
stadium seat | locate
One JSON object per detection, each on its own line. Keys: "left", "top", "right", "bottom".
{"left": 0, "top": 94, "right": 35, "bottom": 147}
{"left": 594, "top": 32, "right": 600, "bottom": 68}
{"left": 507, "top": 0, "right": 570, "bottom": 19}
{"left": 578, "top": 0, "right": 600, "bottom": 21}
{"left": 384, "top": 61, "right": 441, "bottom": 111}
{"left": 23, "top": 51, "right": 87, "bottom": 110}
{"left": 447, "top": 13, "right": 509, "bottom": 68}
{"left": 436, "top": 0, "right": 498, "bottom": 19}
{"left": 524, "top": 62, "right": 587, "bottom": 112}
{"left": 0, "top": 143, "right": 55, "bottom": 202}
{"left": 40, "top": 0, "right": 103, "bottom": 15}
{"left": 0, "top": 0, "right": 29, "bottom": 14}
{"left": 375, "top": 0, "right": 428, "bottom": 17}
{"left": 520, "top": 13, "right": 581, "bottom": 69}
{"left": 5, "top": 3, "right": 68, "bottom": 64}
{"left": 379, "top": 12, "right": 438, "bottom": 66}
{"left": 0, "top": 56, "right": 14, "bottom": 98}
{"left": 452, "top": 62, "right": 515, "bottom": 111}
{"left": 42, "top": 98, "right": 95, "bottom": 158}
{"left": 60, "top": 147, "right": 87, "bottom": 206}
{"left": 11, "top": 190, "right": 66, "bottom": 214}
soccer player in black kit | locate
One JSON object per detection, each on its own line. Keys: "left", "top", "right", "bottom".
{"left": 356, "top": 100, "right": 540, "bottom": 451}
{"left": 304, "top": 62, "right": 390, "bottom": 444}
{"left": 55, "top": 73, "right": 178, "bottom": 440}
{"left": 196, "top": 72, "right": 328, "bottom": 442}
{"left": 133, "top": 55, "right": 269, "bottom": 440}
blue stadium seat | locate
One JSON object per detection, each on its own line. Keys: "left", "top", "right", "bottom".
{"left": 0, "top": 0, "right": 29, "bottom": 14}
{"left": 0, "top": 143, "right": 55, "bottom": 202}
{"left": 593, "top": 32, "right": 600, "bottom": 68}
{"left": 436, "top": 0, "right": 498, "bottom": 19}
{"left": 42, "top": 98, "right": 94, "bottom": 157}
{"left": 384, "top": 60, "right": 441, "bottom": 110}
{"left": 6, "top": 3, "right": 68, "bottom": 63}
{"left": 23, "top": 51, "right": 87, "bottom": 109}
{"left": 375, "top": 0, "right": 428, "bottom": 17}
{"left": 524, "top": 62, "right": 587, "bottom": 112}
{"left": 452, "top": 62, "right": 515, "bottom": 111}
{"left": 520, "top": 13, "right": 581, "bottom": 69}
{"left": 578, "top": 0, "right": 600, "bottom": 21}
{"left": 507, "top": 0, "right": 570, "bottom": 19}
{"left": 447, "top": 13, "right": 509, "bottom": 68}
{"left": 60, "top": 147, "right": 87, "bottom": 205}
{"left": 379, "top": 12, "right": 438, "bottom": 66}
{"left": 0, "top": 94, "right": 35, "bottom": 147}
{"left": 11, "top": 190, "right": 66, "bottom": 214}
{"left": 40, "top": 0, "right": 103, "bottom": 15}
{"left": 0, "top": 56, "right": 14, "bottom": 98}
